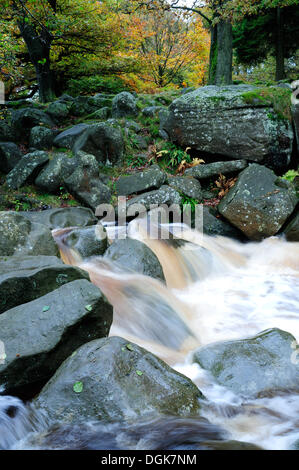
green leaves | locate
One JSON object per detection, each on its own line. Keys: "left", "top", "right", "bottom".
{"left": 42, "top": 306, "right": 50, "bottom": 312}
{"left": 73, "top": 381, "right": 84, "bottom": 393}
{"left": 136, "top": 370, "right": 143, "bottom": 376}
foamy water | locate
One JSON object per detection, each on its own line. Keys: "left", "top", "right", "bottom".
{"left": 1, "top": 222, "right": 298, "bottom": 450}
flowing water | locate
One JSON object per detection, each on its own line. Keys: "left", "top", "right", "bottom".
{"left": 1, "top": 219, "right": 299, "bottom": 450}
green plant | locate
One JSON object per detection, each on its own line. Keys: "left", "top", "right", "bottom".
{"left": 282, "top": 169, "right": 299, "bottom": 182}
{"left": 156, "top": 142, "right": 192, "bottom": 169}
{"left": 67, "top": 75, "right": 130, "bottom": 96}
{"left": 181, "top": 194, "right": 199, "bottom": 215}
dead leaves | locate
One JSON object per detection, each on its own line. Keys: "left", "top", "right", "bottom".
{"left": 213, "top": 174, "right": 237, "bottom": 199}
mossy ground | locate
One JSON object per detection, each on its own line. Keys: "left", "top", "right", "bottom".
{"left": 241, "top": 86, "right": 292, "bottom": 121}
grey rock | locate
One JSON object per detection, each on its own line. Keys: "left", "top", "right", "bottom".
{"left": 124, "top": 185, "right": 182, "bottom": 215}
{"left": 142, "top": 106, "right": 162, "bottom": 117}
{"left": 283, "top": 209, "right": 299, "bottom": 241}
{"left": 11, "top": 108, "right": 54, "bottom": 140}
{"left": 193, "top": 328, "right": 299, "bottom": 399}
{"left": 29, "top": 126, "right": 54, "bottom": 150}
{"left": 64, "top": 151, "right": 111, "bottom": 211}
{"left": 88, "top": 107, "right": 111, "bottom": 120}
{"left": 185, "top": 160, "right": 248, "bottom": 180}
{"left": 162, "top": 85, "right": 294, "bottom": 170}
{"left": 112, "top": 92, "right": 138, "bottom": 118}
{"left": 73, "top": 122, "right": 124, "bottom": 166}
{"left": 168, "top": 175, "right": 202, "bottom": 200}
{"left": 0, "top": 142, "right": 23, "bottom": 174}
{"left": 0, "top": 279, "right": 112, "bottom": 396}
{"left": 69, "top": 96, "right": 97, "bottom": 117}
{"left": 0, "top": 121, "right": 14, "bottom": 142}
{"left": 124, "top": 121, "right": 142, "bottom": 133}
{"left": 104, "top": 238, "right": 164, "bottom": 281}
{"left": 46, "top": 101, "right": 69, "bottom": 121}
{"left": 0, "top": 255, "right": 89, "bottom": 314}
{"left": 0, "top": 212, "right": 58, "bottom": 257}
{"left": 6, "top": 151, "right": 49, "bottom": 189}
{"left": 34, "top": 336, "right": 204, "bottom": 424}
{"left": 35, "top": 152, "right": 76, "bottom": 193}
{"left": 116, "top": 165, "right": 166, "bottom": 196}
{"left": 202, "top": 206, "right": 244, "bottom": 239}
{"left": 218, "top": 163, "right": 298, "bottom": 240}
{"left": 61, "top": 225, "right": 108, "bottom": 258}
{"left": 19, "top": 207, "right": 97, "bottom": 230}
{"left": 53, "top": 124, "right": 90, "bottom": 150}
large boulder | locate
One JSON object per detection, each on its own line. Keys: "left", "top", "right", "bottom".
{"left": 193, "top": 328, "right": 299, "bottom": 399}
{"left": 0, "top": 212, "right": 58, "bottom": 257}
{"left": 218, "top": 163, "right": 298, "bottom": 240}
{"left": 6, "top": 151, "right": 49, "bottom": 190}
{"left": 19, "top": 207, "right": 97, "bottom": 230}
{"left": 53, "top": 124, "right": 90, "bottom": 150}
{"left": 11, "top": 108, "right": 54, "bottom": 140}
{"left": 0, "top": 143, "right": 23, "bottom": 174}
{"left": 111, "top": 92, "right": 138, "bottom": 118}
{"left": 34, "top": 336, "right": 204, "bottom": 424}
{"left": 29, "top": 126, "right": 55, "bottom": 150}
{"left": 35, "top": 152, "right": 76, "bottom": 193}
{"left": 73, "top": 122, "right": 124, "bottom": 166}
{"left": 116, "top": 165, "right": 166, "bottom": 196}
{"left": 0, "top": 122, "right": 15, "bottom": 142}
{"left": 69, "top": 96, "right": 98, "bottom": 117}
{"left": 0, "top": 280, "right": 113, "bottom": 396}
{"left": 64, "top": 151, "right": 111, "bottom": 211}
{"left": 0, "top": 256, "right": 89, "bottom": 314}
{"left": 104, "top": 238, "right": 165, "bottom": 281}
{"left": 161, "top": 85, "right": 294, "bottom": 171}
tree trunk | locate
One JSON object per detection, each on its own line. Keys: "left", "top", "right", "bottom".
{"left": 208, "top": 20, "right": 233, "bottom": 86}
{"left": 275, "top": 7, "right": 285, "bottom": 81}
{"left": 17, "top": 22, "right": 56, "bottom": 103}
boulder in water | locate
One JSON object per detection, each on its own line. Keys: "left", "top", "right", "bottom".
{"left": 19, "top": 206, "right": 97, "bottom": 230}
{"left": 0, "top": 279, "right": 112, "bottom": 396}
{"left": 104, "top": 238, "right": 165, "bottom": 281}
{"left": 61, "top": 225, "right": 108, "bottom": 259}
{"left": 0, "top": 255, "right": 89, "bottom": 314}
{"left": 34, "top": 336, "right": 204, "bottom": 424}
{"left": 193, "top": 328, "right": 299, "bottom": 399}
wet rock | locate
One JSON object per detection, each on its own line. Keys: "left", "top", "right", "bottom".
{"left": 34, "top": 336, "right": 204, "bottom": 424}
{"left": 19, "top": 207, "right": 97, "bottom": 229}
{"left": 116, "top": 165, "right": 166, "bottom": 196}
{"left": 6, "top": 151, "right": 49, "bottom": 190}
{"left": 0, "top": 212, "right": 58, "bottom": 257}
{"left": 202, "top": 206, "right": 244, "bottom": 239}
{"left": 283, "top": 209, "right": 299, "bottom": 241}
{"left": 112, "top": 92, "right": 138, "bottom": 118}
{"left": 104, "top": 238, "right": 165, "bottom": 281}
{"left": 218, "top": 163, "right": 298, "bottom": 240}
{"left": 61, "top": 225, "right": 108, "bottom": 259}
{"left": 0, "top": 256, "right": 89, "bottom": 314}
{"left": 0, "top": 143, "right": 23, "bottom": 174}
{"left": 35, "top": 152, "right": 76, "bottom": 193}
{"left": 0, "top": 280, "right": 112, "bottom": 396}
{"left": 193, "top": 328, "right": 299, "bottom": 398}
{"left": 64, "top": 151, "right": 111, "bottom": 211}
{"left": 185, "top": 160, "right": 248, "bottom": 180}
{"left": 53, "top": 124, "right": 90, "bottom": 150}
{"left": 162, "top": 85, "right": 294, "bottom": 171}
{"left": 73, "top": 122, "right": 124, "bottom": 166}
{"left": 11, "top": 108, "right": 54, "bottom": 140}
{"left": 167, "top": 175, "right": 202, "bottom": 200}
{"left": 29, "top": 126, "right": 55, "bottom": 150}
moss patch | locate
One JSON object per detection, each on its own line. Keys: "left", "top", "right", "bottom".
{"left": 241, "top": 86, "right": 292, "bottom": 121}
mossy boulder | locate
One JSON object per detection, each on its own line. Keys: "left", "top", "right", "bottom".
{"left": 0, "top": 142, "right": 23, "bottom": 174}
{"left": 6, "top": 151, "right": 49, "bottom": 190}
{"left": 161, "top": 85, "right": 294, "bottom": 171}
{"left": 34, "top": 336, "right": 204, "bottom": 424}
